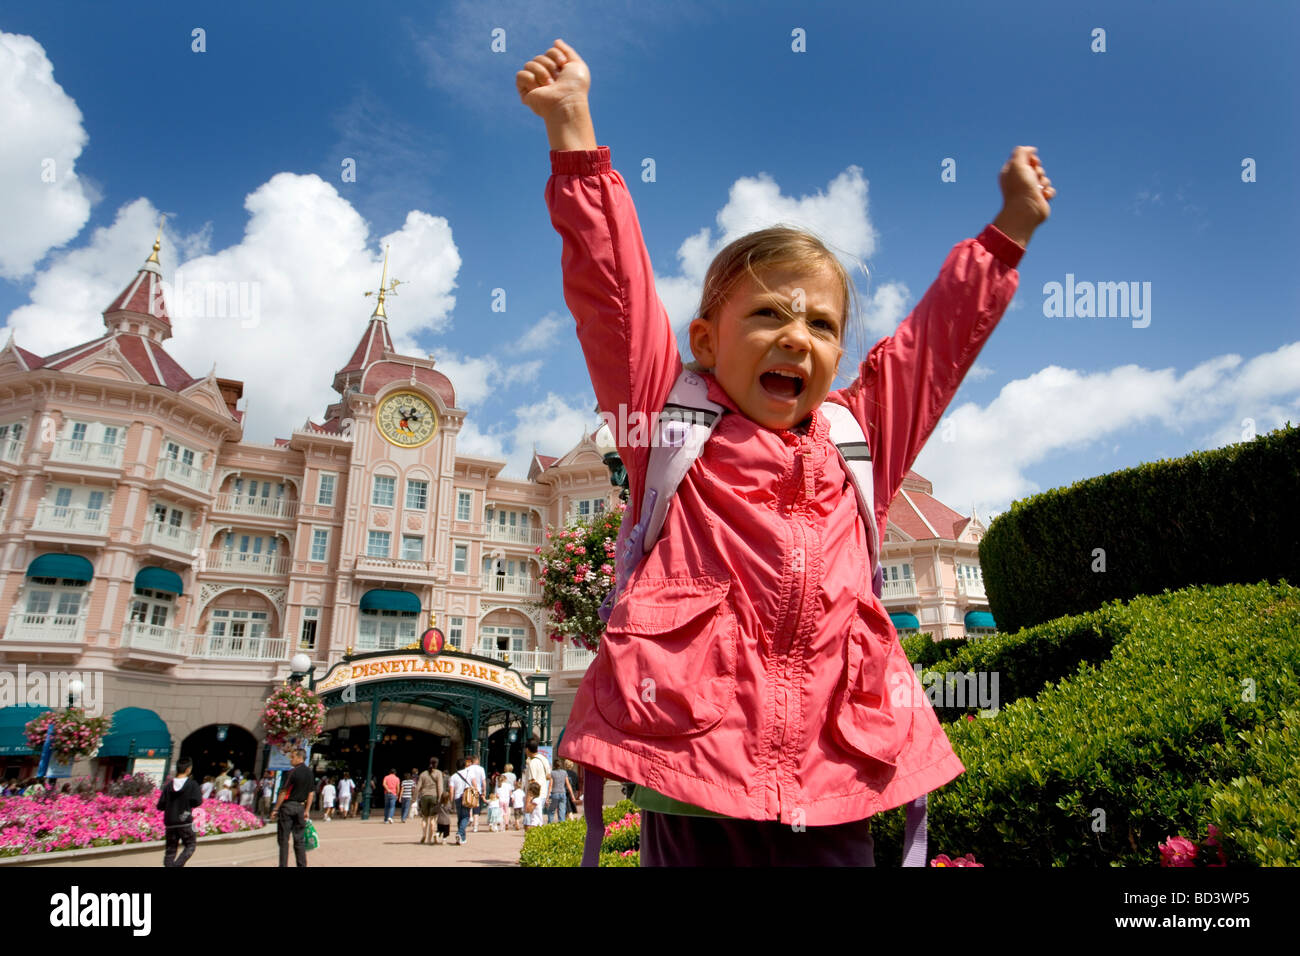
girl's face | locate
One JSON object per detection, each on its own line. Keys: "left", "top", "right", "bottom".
{"left": 689, "top": 261, "right": 845, "bottom": 431}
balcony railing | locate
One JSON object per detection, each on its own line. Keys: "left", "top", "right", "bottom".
{"left": 50, "top": 438, "right": 125, "bottom": 468}
{"left": 480, "top": 574, "right": 539, "bottom": 598}
{"left": 122, "top": 621, "right": 186, "bottom": 654}
{"left": 155, "top": 455, "right": 211, "bottom": 493}
{"left": 204, "top": 549, "right": 290, "bottom": 575}
{"left": 190, "top": 633, "right": 287, "bottom": 661}
{"left": 881, "top": 577, "right": 918, "bottom": 599}
{"left": 32, "top": 503, "right": 109, "bottom": 535}
{"left": 956, "top": 577, "right": 987, "bottom": 599}
{"left": 0, "top": 437, "right": 24, "bottom": 464}
{"left": 487, "top": 524, "right": 543, "bottom": 546}
{"left": 355, "top": 556, "right": 437, "bottom": 578}
{"left": 144, "top": 522, "right": 198, "bottom": 554}
{"left": 5, "top": 612, "right": 83, "bottom": 644}
{"left": 474, "top": 645, "right": 553, "bottom": 672}
{"left": 213, "top": 493, "right": 298, "bottom": 520}
{"left": 561, "top": 646, "right": 598, "bottom": 672}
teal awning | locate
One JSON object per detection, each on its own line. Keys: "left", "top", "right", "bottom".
{"left": 135, "top": 566, "right": 183, "bottom": 595}
{"left": 0, "top": 705, "right": 48, "bottom": 755}
{"left": 360, "top": 589, "right": 420, "bottom": 613}
{"left": 98, "top": 707, "right": 172, "bottom": 757}
{"left": 890, "top": 612, "right": 921, "bottom": 631}
{"left": 26, "top": 553, "right": 93, "bottom": 581}
{"left": 965, "top": 611, "right": 997, "bottom": 629}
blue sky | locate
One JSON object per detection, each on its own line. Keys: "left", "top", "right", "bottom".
{"left": 1, "top": 0, "right": 1296, "bottom": 520}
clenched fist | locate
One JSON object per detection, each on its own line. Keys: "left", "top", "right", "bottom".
{"left": 992, "top": 146, "right": 1056, "bottom": 247}
{"left": 517, "top": 38, "right": 591, "bottom": 121}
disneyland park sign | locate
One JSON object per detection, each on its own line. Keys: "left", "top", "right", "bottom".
{"left": 316, "top": 652, "right": 531, "bottom": 700}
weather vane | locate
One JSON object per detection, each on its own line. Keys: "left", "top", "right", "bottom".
{"left": 363, "top": 244, "right": 407, "bottom": 317}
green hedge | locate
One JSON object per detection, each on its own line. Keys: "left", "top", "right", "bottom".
{"left": 870, "top": 580, "right": 1299, "bottom": 866}
{"left": 1208, "top": 708, "right": 1300, "bottom": 866}
{"left": 518, "top": 799, "right": 639, "bottom": 867}
{"left": 908, "top": 600, "right": 1136, "bottom": 722}
{"left": 978, "top": 424, "right": 1300, "bottom": 634}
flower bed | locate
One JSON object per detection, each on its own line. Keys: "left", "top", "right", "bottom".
{"left": 0, "top": 792, "right": 264, "bottom": 857}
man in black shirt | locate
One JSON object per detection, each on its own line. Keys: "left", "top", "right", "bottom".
{"left": 157, "top": 756, "right": 203, "bottom": 867}
{"left": 271, "top": 748, "right": 315, "bottom": 867}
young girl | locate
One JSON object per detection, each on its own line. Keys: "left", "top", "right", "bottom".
{"left": 523, "top": 781, "right": 543, "bottom": 832}
{"left": 320, "top": 777, "right": 336, "bottom": 821}
{"left": 510, "top": 779, "right": 525, "bottom": 830}
{"left": 517, "top": 40, "right": 1054, "bottom": 867}
{"left": 435, "top": 788, "right": 453, "bottom": 845}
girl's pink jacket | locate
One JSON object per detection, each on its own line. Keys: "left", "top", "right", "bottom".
{"left": 548, "top": 147, "right": 1022, "bottom": 826}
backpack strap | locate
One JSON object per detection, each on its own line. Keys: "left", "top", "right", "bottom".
{"left": 819, "top": 400, "right": 882, "bottom": 598}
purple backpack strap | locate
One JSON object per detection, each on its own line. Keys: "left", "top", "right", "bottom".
{"left": 901, "top": 794, "right": 928, "bottom": 866}
{"left": 580, "top": 770, "right": 605, "bottom": 867}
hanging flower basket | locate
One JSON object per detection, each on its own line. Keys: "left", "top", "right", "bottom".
{"left": 533, "top": 502, "right": 625, "bottom": 651}
{"left": 23, "top": 708, "right": 111, "bottom": 764}
{"left": 261, "top": 684, "right": 325, "bottom": 751}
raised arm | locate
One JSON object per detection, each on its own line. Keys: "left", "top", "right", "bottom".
{"left": 521, "top": 39, "right": 681, "bottom": 489}
{"left": 830, "top": 147, "right": 1054, "bottom": 538}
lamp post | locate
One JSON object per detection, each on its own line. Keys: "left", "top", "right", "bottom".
{"left": 593, "top": 420, "right": 628, "bottom": 500}
{"left": 288, "top": 653, "right": 313, "bottom": 685}
{"left": 524, "top": 674, "right": 553, "bottom": 746}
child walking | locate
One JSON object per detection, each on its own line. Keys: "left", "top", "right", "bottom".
{"left": 523, "top": 782, "right": 544, "bottom": 833}
{"left": 517, "top": 40, "right": 1054, "bottom": 866}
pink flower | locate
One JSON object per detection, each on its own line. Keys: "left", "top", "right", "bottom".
{"left": 1159, "top": 835, "right": 1199, "bottom": 867}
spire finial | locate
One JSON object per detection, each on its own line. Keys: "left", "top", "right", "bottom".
{"left": 146, "top": 214, "right": 167, "bottom": 264}
{"left": 363, "top": 244, "right": 405, "bottom": 320}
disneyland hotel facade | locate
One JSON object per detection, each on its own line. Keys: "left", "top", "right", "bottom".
{"left": 0, "top": 237, "right": 996, "bottom": 782}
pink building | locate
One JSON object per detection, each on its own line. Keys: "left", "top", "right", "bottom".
{"left": 0, "top": 235, "right": 992, "bottom": 784}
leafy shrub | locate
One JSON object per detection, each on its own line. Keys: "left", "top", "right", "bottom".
{"left": 519, "top": 799, "right": 638, "bottom": 867}
{"left": 872, "top": 581, "right": 1299, "bottom": 866}
{"left": 979, "top": 424, "right": 1300, "bottom": 633}
{"left": 1207, "top": 708, "right": 1300, "bottom": 866}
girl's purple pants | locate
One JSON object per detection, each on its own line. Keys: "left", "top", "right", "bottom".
{"left": 639, "top": 809, "right": 876, "bottom": 866}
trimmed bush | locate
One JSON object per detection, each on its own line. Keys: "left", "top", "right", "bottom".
{"left": 519, "top": 799, "right": 638, "bottom": 867}
{"left": 1207, "top": 708, "right": 1300, "bottom": 866}
{"left": 978, "top": 424, "right": 1300, "bottom": 633}
{"left": 872, "top": 581, "right": 1299, "bottom": 866}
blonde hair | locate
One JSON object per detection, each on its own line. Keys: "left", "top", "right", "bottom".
{"left": 686, "top": 226, "right": 864, "bottom": 381}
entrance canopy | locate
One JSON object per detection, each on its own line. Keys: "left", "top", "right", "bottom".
{"left": 360, "top": 589, "right": 419, "bottom": 613}
{"left": 965, "top": 611, "right": 997, "bottom": 629}
{"left": 99, "top": 707, "right": 172, "bottom": 757}
{"left": 27, "top": 553, "right": 93, "bottom": 581}
{"left": 0, "top": 704, "right": 46, "bottom": 755}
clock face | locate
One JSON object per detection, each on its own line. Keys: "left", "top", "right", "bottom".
{"left": 376, "top": 391, "right": 437, "bottom": 448}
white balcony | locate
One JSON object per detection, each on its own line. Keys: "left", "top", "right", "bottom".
{"left": 487, "top": 524, "right": 542, "bottom": 547}
{"left": 4, "top": 612, "right": 84, "bottom": 645}
{"left": 881, "top": 577, "right": 917, "bottom": 599}
{"left": 474, "top": 644, "right": 553, "bottom": 672}
{"left": 355, "top": 556, "right": 437, "bottom": 580}
{"left": 561, "top": 645, "right": 598, "bottom": 672}
{"left": 190, "top": 633, "right": 287, "bottom": 662}
{"left": 0, "top": 437, "right": 23, "bottom": 464}
{"left": 144, "top": 522, "right": 198, "bottom": 554}
{"left": 480, "top": 574, "right": 539, "bottom": 598}
{"left": 213, "top": 493, "right": 298, "bottom": 520}
{"left": 50, "top": 438, "right": 124, "bottom": 469}
{"left": 957, "top": 578, "right": 987, "bottom": 600}
{"left": 122, "top": 621, "right": 186, "bottom": 654}
{"left": 32, "top": 503, "right": 109, "bottom": 536}
{"left": 155, "top": 455, "right": 211, "bottom": 493}
{"left": 204, "top": 549, "right": 290, "bottom": 576}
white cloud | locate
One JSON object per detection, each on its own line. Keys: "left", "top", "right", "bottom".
{"left": 511, "top": 313, "right": 563, "bottom": 354}
{"left": 455, "top": 392, "right": 596, "bottom": 479}
{"left": 4, "top": 174, "right": 461, "bottom": 442}
{"left": 0, "top": 32, "right": 94, "bottom": 279}
{"left": 654, "top": 166, "right": 879, "bottom": 331}
{"left": 965, "top": 364, "right": 996, "bottom": 382}
{"left": 911, "top": 342, "right": 1300, "bottom": 522}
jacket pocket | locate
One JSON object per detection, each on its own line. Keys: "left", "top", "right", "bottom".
{"left": 593, "top": 576, "right": 737, "bottom": 737}
{"left": 831, "top": 596, "right": 913, "bottom": 766}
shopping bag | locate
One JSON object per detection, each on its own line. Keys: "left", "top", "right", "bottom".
{"left": 304, "top": 819, "right": 319, "bottom": 851}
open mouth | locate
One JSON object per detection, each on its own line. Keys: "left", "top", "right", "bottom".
{"left": 759, "top": 369, "right": 806, "bottom": 400}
